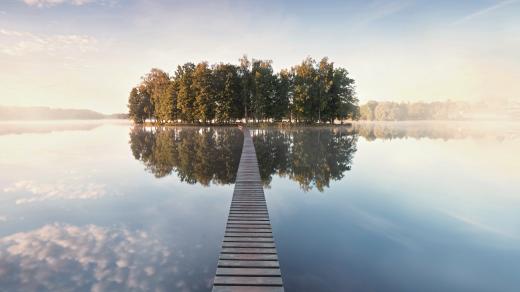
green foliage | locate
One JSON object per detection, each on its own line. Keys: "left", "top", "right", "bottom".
{"left": 193, "top": 62, "right": 215, "bottom": 123}
{"left": 141, "top": 69, "right": 172, "bottom": 123}
{"left": 251, "top": 59, "right": 277, "bottom": 120}
{"left": 175, "top": 63, "right": 196, "bottom": 122}
{"left": 238, "top": 55, "right": 253, "bottom": 121}
{"left": 128, "top": 56, "right": 358, "bottom": 124}
{"left": 213, "top": 63, "right": 242, "bottom": 122}
{"left": 272, "top": 69, "right": 291, "bottom": 121}
{"left": 127, "top": 86, "right": 152, "bottom": 123}
{"left": 292, "top": 57, "right": 318, "bottom": 122}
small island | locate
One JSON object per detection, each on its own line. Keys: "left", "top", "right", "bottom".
{"left": 128, "top": 55, "right": 358, "bottom": 124}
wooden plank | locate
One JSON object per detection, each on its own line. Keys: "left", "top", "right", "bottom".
{"left": 213, "top": 276, "right": 283, "bottom": 286}
{"left": 226, "top": 220, "right": 271, "bottom": 225}
{"left": 217, "top": 260, "right": 279, "bottom": 268}
{"left": 226, "top": 228, "right": 272, "bottom": 233}
{"left": 229, "top": 213, "right": 268, "bottom": 216}
{"left": 226, "top": 225, "right": 272, "bottom": 229}
{"left": 229, "top": 210, "right": 267, "bottom": 213}
{"left": 227, "top": 218, "right": 270, "bottom": 221}
{"left": 212, "top": 286, "right": 284, "bottom": 292}
{"left": 224, "top": 232, "right": 273, "bottom": 237}
{"left": 222, "top": 242, "right": 276, "bottom": 248}
{"left": 231, "top": 198, "right": 265, "bottom": 200}
{"left": 221, "top": 248, "right": 277, "bottom": 254}
{"left": 216, "top": 268, "right": 281, "bottom": 276}
{"left": 228, "top": 214, "right": 269, "bottom": 218}
{"left": 219, "top": 254, "right": 278, "bottom": 261}
{"left": 223, "top": 237, "right": 274, "bottom": 242}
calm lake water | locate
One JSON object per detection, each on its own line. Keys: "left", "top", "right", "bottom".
{"left": 0, "top": 120, "right": 519, "bottom": 292}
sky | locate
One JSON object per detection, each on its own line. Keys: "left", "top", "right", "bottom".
{"left": 0, "top": 0, "right": 519, "bottom": 113}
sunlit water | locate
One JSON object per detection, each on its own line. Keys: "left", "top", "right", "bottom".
{"left": 0, "top": 120, "right": 519, "bottom": 292}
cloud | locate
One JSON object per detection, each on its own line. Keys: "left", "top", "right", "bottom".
{"left": 22, "top": 0, "right": 95, "bottom": 7}
{"left": 441, "top": 210, "right": 519, "bottom": 240}
{"left": 453, "top": 0, "right": 519, "bottom": 25}
{"left": 3, "top": 180, "right": 113, "bottom": 204}
{"left": 0, "top": 223, "right": 179, "bottom": 291}
{"left": 0, "top": 28, "right": 98, "bottom": 57}
{"left": 354, "top": 0, "right": 413, "bottom": 27}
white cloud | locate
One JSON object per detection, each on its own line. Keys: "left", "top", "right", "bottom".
{"left": 0, "top": 28, "right": 98, "bottom": 57}
{"left": 22, "top": 0, "right": 95, "bottom": 7}
{"left": 356, "top": 0, "right": 413, "bottom": 27}
{"left": 3, "top": 180, "right": 113, "bottom": 204}
{"left": 453, "top": 0, "right": 519, "bottom": 25}
{"left": 0, "top": 223, "right": 179, "bottom": 291}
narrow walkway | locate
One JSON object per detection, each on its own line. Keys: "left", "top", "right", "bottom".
{"left": 212, "top": 128, "right": 284, "bottom": 292}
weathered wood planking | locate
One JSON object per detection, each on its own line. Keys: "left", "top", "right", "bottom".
{"left": 212, "top": 128, "right": 284, "bottom": 292}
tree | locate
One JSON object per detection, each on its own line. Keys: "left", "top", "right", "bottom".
{"left": 273, "top": 69, "right": 291, "bottom": 121}
{"left": 141, "top": 68, "right": 171, "bottom": 124}
{"left": 316, "top": 57, "right": 334, "bottom": 122}
{"left": 251, "top": 59, "right": 276, "bottom": 121}
{"left": 192, "top": 62, "right": 215, "bottom": 123}
{"left": 292, "top": 57, "right": 318, "bottom": 122}
{"left": 175, "top": 63, "right": 196, "bottom": 123}
{"left": 331, "top": 67, "right": 357, "bottom": 121}
{"left": 238, "top": 55, "right": 252, "bottom": 122}
{"left": 213, "top": 63, "right": 242, "bottom": 122}
{"left": 127, "top": 86, "right": 152, "bottom": 123}
{"left": 128, "top": 87, "right": 143, "bottom": 123}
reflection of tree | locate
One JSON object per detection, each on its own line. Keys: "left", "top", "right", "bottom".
{"left": 352, "top": 122, "right": 508, "bottom": 141}
{"left": 252, "top": 128, "right": 358, "bottom": 192}
{"left": 129, "top": 127, "right": 243, "bottom": 185}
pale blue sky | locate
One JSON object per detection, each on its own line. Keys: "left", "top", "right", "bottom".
{"left": 1, "top": 0, "right": 519, "bottom": 113}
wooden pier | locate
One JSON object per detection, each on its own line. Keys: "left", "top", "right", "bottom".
{"left": 212, "top": 128, "right": 284, "bottom": 292}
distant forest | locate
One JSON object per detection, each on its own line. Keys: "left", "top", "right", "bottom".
{"left": 128, "top": 56, "right": 358, "bottom": 124}
{"left": 358, "top": 100, "right": 518, "bottom": 121}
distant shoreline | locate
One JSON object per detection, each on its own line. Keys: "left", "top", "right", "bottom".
{"left": 0, "top": 106, "right": 127, "bottom": 121}
{"left": 137, "top": 119, "right": 519, "bottom": 128}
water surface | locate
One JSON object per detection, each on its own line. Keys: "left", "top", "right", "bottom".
{"left": 1, "top": 121, "right": 519, "bottom": 292}
{"left": 252, "top": 122, "right": 520, "bottom": 292}
{"left": 0, "top": 121, "right": 241, "bottom": 292}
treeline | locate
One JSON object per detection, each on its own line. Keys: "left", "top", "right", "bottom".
{"left": 128, "top": 56, "right": 358, "bottom": 124}
{"left": 358, "top": 101, "right": 473, "bottom": 121}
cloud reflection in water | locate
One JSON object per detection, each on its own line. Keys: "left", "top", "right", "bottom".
{"left": 0, "top": 223, "right": 185, "bottom": 292}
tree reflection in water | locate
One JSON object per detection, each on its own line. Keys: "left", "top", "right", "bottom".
{"left": 129, "top": 126, "right": 243, "bottom": 185}
{"left": 129, "top": 126, "right": 358, "bottom": 192}
{"left": 252, "top": 128, "right": 358, "bottom": 191}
